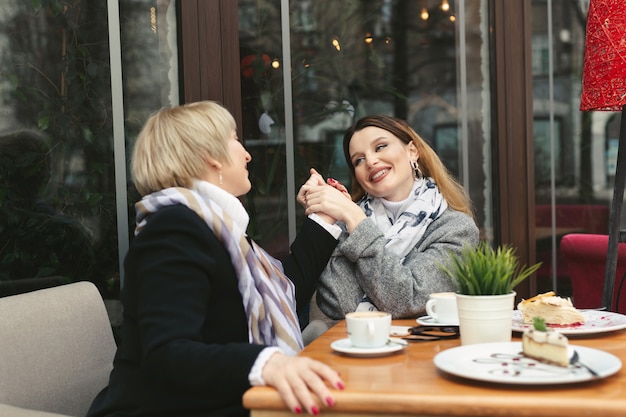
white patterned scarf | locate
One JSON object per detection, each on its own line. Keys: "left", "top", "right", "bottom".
{"left": 135, "top": 180, "right": 304, "bottom": 355}
{"left": 355, "top": 177, "right": 448, "bottom": 311}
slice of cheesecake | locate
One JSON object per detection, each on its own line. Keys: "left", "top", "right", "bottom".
{"left": 522, "top": 318, "right": 569, "bottom": 367}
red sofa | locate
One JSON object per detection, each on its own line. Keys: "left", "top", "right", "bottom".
{"left": 560, "top": 233, "right": 626, "bottom": 312}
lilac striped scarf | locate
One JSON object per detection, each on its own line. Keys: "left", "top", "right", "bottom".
{"left": 135, "top": 181, "right": 304, "bottom": 354}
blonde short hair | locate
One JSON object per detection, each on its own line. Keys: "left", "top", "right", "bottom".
{"left": 131, "top": 101, "right": 236, "bottom": 196}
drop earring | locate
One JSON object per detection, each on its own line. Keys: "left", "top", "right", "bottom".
{"left": 218, "top": 170, "right": 223, "bottom": 185}
{"left": 411, "top": 160, "right": 423, "bottom": 179}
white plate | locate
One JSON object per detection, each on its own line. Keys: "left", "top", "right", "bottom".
{"left": 416, "top": 315, "right": 459, "bottom": 327}
{"left": 434, "top": 342, "right": 621, "bottom": 385}
{"left": 330, "top": 338, "right": 407, "bottom": 357}
{"left": 512, "top": 310, "right": 626, "bottom": 335}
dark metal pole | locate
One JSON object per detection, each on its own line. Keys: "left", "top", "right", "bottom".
{"left": 603, "top": 105, "right": 626, "bottom": 310}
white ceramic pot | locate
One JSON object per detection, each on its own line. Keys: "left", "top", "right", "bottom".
{"left": 455, "top": 291, "right": 516, "bottom": 345}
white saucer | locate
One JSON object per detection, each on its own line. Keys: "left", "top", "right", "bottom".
{"left": 416, "top": 315, "right": 459, "bottom": 327}
{"left": 330, "top": 338, "right": 407, "bottom": 357}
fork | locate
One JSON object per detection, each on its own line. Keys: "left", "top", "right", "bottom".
{"left": 570, "top": 350, "right": 599, "bottom": 377}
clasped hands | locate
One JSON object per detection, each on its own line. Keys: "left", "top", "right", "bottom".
{"left": 297, "top": 169, "right": 365, "bottom": 232}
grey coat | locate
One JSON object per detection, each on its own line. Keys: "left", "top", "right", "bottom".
{"left": 316, "top": 208, "right": 479, "bottom": 320}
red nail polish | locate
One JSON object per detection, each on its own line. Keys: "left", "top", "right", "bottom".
{"left": 328, "top": 178, "right": 337, "bottom": 184}
{"left": 337, "top": 381, "right": 345, "bottom": 390}
{"left": 311, "top": 406, "right": 320, "bottom": 415}
{"left": 326, "top": 396, "right": 334, "bottom": 406}
{"left": 294, "top": 406, "right": 302, "bottom": 414}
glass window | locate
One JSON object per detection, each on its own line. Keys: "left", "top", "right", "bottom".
{"left": 0, "top": 1, "right": 178, "bottom": 300}
{"left": 239, "top": 0, "right": 495, "bottom": 257}
{"left": 532, "top": 34, "right": 550, "bottom": 75}
{"left": 531, "top": 0, "right": 614, "bottom": 297}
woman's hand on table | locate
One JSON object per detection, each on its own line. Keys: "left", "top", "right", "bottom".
{"left": 262, "top": 352, "right": 344, "bottom": 415}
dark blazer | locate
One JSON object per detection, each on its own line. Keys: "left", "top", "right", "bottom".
{"left": 87, "top": 204, "right": 337, "bottom": 417}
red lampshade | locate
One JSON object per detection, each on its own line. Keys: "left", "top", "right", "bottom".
{"left": 580, "top": 0, "right": 626, "bottom": 111}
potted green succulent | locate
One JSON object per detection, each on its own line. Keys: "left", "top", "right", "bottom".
{"left": 439, "top": 242, "right": 542, "bottom": 345}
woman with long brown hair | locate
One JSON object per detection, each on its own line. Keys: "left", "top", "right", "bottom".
{"left": 300, "top": 115, "right": 479, "bottom": 322}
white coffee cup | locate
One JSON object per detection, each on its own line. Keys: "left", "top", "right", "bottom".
{"left": 345, "top": 311, "right": 391, "bottom": 348}
{"left": 425, "top": 292, "right": 459, "bottom": 324}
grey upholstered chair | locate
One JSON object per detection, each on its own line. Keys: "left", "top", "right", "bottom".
{"left": 0, "top": 281, "right": 117, "bottom": 417}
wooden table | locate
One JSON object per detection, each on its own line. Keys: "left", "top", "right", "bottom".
{"left": 243, "top": 319, "right": 626, "bottom": 417}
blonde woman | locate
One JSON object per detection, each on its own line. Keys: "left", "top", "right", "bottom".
{"left": 87, "top": 101, "right": 343, "bottom": 417}
{"left": 300, "top": 115, "right": 479, "bottom": 321}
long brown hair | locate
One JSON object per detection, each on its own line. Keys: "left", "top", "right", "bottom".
{"left": 343, "top": 115, "right": 474, "bottom": 217}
